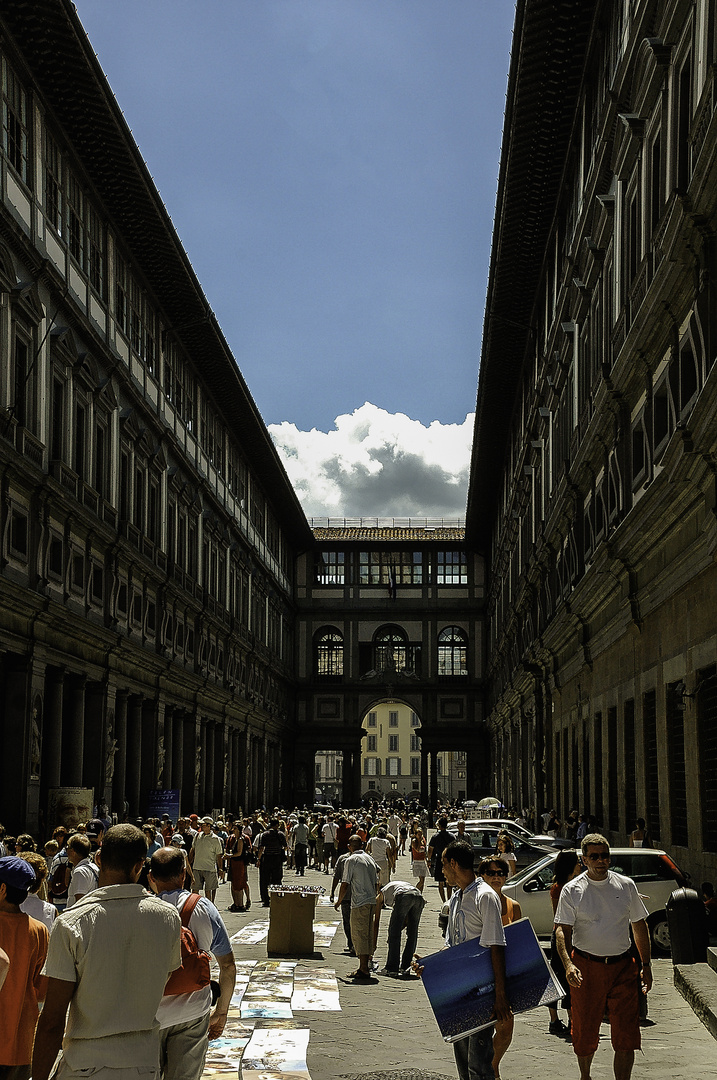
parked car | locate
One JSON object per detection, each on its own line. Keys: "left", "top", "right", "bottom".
{"left": 447, "top": 825, "right": 554, "bottom": 871}
{"left": 501, "top": 847, "right": 689, "bottom": 956}
{"left": 448, "top": 818, "right": 572, "bottom": 850}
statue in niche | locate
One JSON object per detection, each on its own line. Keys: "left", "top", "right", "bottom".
{"left": 104, "top": 724, "right": 118, "bottom": 785}
{"left": 223, "top": 751, "right": 229, "bottom": 789}
{"left": 30, "top": 707, "right": 42, "bottom": 778}
{"left": 194, "top": 744, "right": 202, "bottom": 787}
{"left": 156, "top": 735, "right": 165, "bottom": 789}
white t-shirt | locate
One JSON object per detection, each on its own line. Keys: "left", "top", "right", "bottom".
{"left": 21, "top": 891, "right": 58, "bottom": 932}
{"left": 191, "top": 831, "right": 224, "bottom": 872}
{"left": 381, "top": 880, "right": 421, "bottom": 907}
{"left": 322, "top": 822, "right": 337, "bottom": 843}
{"left": 66, "top": 857, "right": 99, "bottom": 908}
{"left": 554, "top": 870, "right": 648, "bottom": 955}
{"left": 447, "top": 876, "right": 506, "bottom": 948}
{"left": 367, "top": 836, "right": 391, "bottom": 865}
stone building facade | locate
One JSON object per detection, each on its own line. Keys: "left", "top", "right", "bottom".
{"left": 467, "top": 0, "right": 717, "bottom": 881}
{"left": 293, "top": 526, "right": 488, "bottom": 808}
{"left": 0, "top": 1, "right": 312, "bottom": 835}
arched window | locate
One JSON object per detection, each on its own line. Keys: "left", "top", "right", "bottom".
{"left": 374, "top": 625, "right": 408, "bottom": 673}
{"left": 438, "top": 626, "right": 468, "bottom": 676}
{"left": 315, "top": 628, "right": 344, "bottom": 677}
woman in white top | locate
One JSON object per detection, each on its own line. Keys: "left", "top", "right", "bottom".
{"left": 495, "top": 833, "right": 517, "bottom": 878}
{"left": 19, "top": 851, "right": 58, "bottom": 932}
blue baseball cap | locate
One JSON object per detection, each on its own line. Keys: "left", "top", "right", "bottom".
{"left": 0, "top": 856, "right": 37, "bottom": 891}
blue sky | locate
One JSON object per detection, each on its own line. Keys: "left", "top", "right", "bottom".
{"left": 73, "top": 1, "right": 515, "bottom": 517}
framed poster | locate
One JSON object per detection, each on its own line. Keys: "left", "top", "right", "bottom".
{"left": 421, "top": 917, "right": 563, "bottom": 1042}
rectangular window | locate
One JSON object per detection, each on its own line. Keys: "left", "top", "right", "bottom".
{"left": 410, "top": 757, "right": 420, "bottom": 776}
{"left": 666, "top": 682, "right": 688, "bottom": 846}
{"left": 74, "top": 403, "right": 86, "bottom": 480}
{"left": 367, "top": 712, "right": 377, "bottom": 727}
{"left": 386, "top": 757, "right": 400, "bottom": 776}
{"left": 436, "top": 550, "right": 468, "bottom": 584}
{"left": 315, "top": 550, "right": 345, "bottom": 585}
{"left": 2, "top": 61, "right": 29, "bottom": 183}
{"left": 365, "top": 757, "right": 379, "bottom": 776}
{"left": 643, "top": 689, "right": 660, "bottom": 842}
{"left": 410, "top": 733, "right": 420, "bottom": 751}
{"left": 411, "top": 712, "right": 420, "bottom": 727}
{"left": 607, "top": 706, "right": 618, "bottom": 831}
{"left": 388, "top": 735, "right": 399, "bottom": 752}
{"left": 51, "top": 377, "right": 65, "bottom": 461}
{"left": 389, "top": 711, "right": 399, "bottom": 727}
{"left": 357, "top": 550, "right": 423, "bottom": 585}
{"left": 45, "top": 131, "right": 62, "bottom": 233}
{"left": 67, "top": 172, "right": 84, "bottom": 266}
{"left": 623, "top": 699, "right": 636, "bottom": 834}
{"left": 697, "top": 665, "right": 717, "bottom": 851}
{"left": 367, "top": 735, "right": 376, "bottom": 752}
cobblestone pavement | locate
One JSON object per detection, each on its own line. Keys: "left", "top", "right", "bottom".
{"left": 217, "top": 850, "right": 714, "bottom": 1080}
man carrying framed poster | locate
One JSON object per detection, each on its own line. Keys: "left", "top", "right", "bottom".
{"left": 423, "top": 839, "right": 511, "bottom": 1080}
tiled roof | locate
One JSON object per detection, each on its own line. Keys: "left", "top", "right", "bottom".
{"left": 312, "top": 527, "right": 465, "bottom": 542}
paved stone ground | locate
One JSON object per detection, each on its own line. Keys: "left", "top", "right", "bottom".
{"left": 217, "top": 850, "right": 715, "bottom": 1080}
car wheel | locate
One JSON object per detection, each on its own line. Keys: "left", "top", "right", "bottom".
{"left": 649, "top": 912, "right": 671, "bottom": 957}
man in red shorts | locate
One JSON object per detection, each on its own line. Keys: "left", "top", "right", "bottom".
{"left": 555, "top": 834, "right": 651, "bottom": 1080}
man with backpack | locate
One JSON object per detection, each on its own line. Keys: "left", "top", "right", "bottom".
{"left": 65, "top": 835, "right": 99, "bottom": 909}
{"left": 149, "top": 846, "right": 236, "bottom": 1080}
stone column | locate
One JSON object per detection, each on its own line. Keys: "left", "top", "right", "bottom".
{"left": 112, "top": 691, "right": 128, "bottom": 820}
{"left": 171, "top": 710, "right": 184, "bottom": 801}
{"left": 163, "top": 706, "right": 174, "bottom": 790}
{"left": 43, "top": 668, "right": 64, "bottom": 790}
{"left": 429, "top": 750, "right": 438, "bottom": 810}
{"left": 64, "top": 676, "right": 86, "bottom": 787}
{"left": 420, "top": 748, "right": 429, "bottom": 808}
{"left": 126, "top": 695, "right": 143, "bottom": 818}
{"left": 205, "top": 720, "right": 215, "bottom": 812}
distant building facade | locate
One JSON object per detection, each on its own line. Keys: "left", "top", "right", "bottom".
{"left": 468, "top": 0, "right": 717, "bottom": 881}
{"left": 294, "top": 525, "right": 489, "bottom": 808}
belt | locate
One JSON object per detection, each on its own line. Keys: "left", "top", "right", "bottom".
{"left": 573, "top": 947, "right": 632, "bottom": 965}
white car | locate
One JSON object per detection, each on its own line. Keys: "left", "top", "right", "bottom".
{"left": 501, "top": 847, "right": 688, "bottom": 956}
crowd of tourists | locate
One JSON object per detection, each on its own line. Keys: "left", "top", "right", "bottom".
{"left": 2, "top": 799, "right": 716, "bottom": 1080}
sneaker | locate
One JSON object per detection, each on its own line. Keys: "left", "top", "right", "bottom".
{"left": 549, "top": 1019, "right": 569, "bottom": 1037}
{"left": 377, "top": 967, "right": 400, "bottom": 977}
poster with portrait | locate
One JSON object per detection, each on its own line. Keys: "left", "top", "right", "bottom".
{"left": 48, "top": 787, "right": 94, "bottom": 830}
{"left": 420, "top": 917, "right": 564, "bottom": 1042}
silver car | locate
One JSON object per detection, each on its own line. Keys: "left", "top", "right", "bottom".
{"left": 501, "top": 847, "right": 688, "bottom": 956}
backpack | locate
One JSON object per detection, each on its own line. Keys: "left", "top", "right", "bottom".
{"left": 49, "top": 856, "right": 69, "bottom": 900}
{"left": 164, "top": 893, "right": 212, "bottom": 996}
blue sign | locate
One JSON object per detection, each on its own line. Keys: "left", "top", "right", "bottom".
{"left": 146, "top": 789, "right": 181, "bottom": 821}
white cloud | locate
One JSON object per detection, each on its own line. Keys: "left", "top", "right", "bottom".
{"left": 269, "top": 402, "right": 473, "bottom": 520}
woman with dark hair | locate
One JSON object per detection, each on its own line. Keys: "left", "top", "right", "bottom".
{"left": 495, "top": 833, "right": 517, "bottom": 878}
{"left": 547, "top": 849, "right": 582, "bottom": 1039}
{"left": 225, "top": 823, "right": 250, "bottom": 911}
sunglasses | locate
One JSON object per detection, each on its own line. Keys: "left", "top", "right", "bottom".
{"left": 584, "top": 852, "right": 610, "bottom": 861}
{"left": 484, "top": 868, "right": 508, "bottom": 876}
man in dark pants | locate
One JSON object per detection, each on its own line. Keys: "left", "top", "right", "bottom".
{"left": 331, "top": 851, "right": 354, "bottom": 956}
{"left": 373, "top": 879, "right": 425, "bottom": 977}
{"left": 254, "top": 819, "right": 288, "bottom": 906}
{"left": 427, "top": 816, "right": 455, "bottom": 903}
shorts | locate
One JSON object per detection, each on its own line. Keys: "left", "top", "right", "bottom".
{"left": 412, "top": 860, "right": 428, "bottom": 878}
{"left": 570, "top": 951, "right": 641, "bottom": 1056}
{"left": 193, "top": 868, "right": 218, "bottom": 892}
{"left": 349, "top": 903, "right": 375, "bottom": 956}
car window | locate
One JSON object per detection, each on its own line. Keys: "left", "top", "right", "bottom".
{"left": 609, "top": 853, "right": 682, "bottom": 883}
{"left": 509, "top": 854, "right": 556, "bottom": 887}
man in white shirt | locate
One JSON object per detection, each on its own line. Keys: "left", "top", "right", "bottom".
{"left": 321, "top": 817, "right": 338, "bottom": 871}
{"left": 189, "top": 818, "right": 224, "bottom": 901}
{"left": 149, "top": 847, "right": 236, "bottom": 1080}
{"left": 65, "top": 835, "right": 99, "bottom": 910}
{"left": 555, "top": 834, "right": 652, "bottom": 1080}
{"left": 334, "top": 836, "right": 379, "bottom": 982}
{"left": 32, "top": 824, "right": 182, "bottom": 1080}
{"left": 373, "top": 879, "right": 425, "bottom": 977}
{"left": 433, "top": 839, "right": 510, "bottom": 1080}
